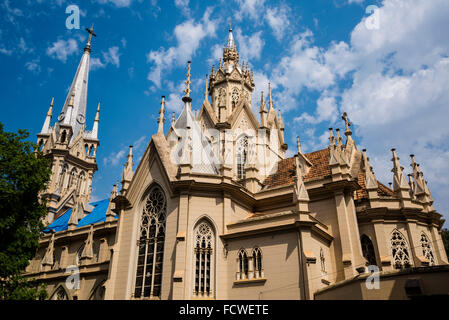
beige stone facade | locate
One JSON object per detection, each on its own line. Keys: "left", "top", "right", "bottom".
{"left": 25, "top": 27, "right": 449, "bottom": 300}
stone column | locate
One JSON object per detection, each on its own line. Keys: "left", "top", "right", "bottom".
{"left": 372, "top": 221, "right": 392, "bottom": 271}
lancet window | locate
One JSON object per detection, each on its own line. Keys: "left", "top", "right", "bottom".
{"left": 193, "top": 221, "right": 214, "bottom": 298}
{"left": 420, "top": 233, "right": 435, "bottom": 266}
{"left": 134, "top": 185, "right": 167, "bottom": 299}
{"left": 391, "top": 229, "right": 412, "bottom": 269}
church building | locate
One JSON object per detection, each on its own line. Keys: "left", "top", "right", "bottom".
{"left": 25, "top": 26, "right": 449, "bottom": 300}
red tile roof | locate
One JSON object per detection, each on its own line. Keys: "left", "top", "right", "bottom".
{"left": 263, "top": 148, "right": 396, "bottom": 199}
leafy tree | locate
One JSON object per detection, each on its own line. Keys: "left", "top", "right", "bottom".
{"left": 0, "top": 123, "right": 51, "bottom": 300}
{"left": 442, "top": 228, "right": 449, "bottom": 259}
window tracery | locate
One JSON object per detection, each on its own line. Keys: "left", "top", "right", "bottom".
{"left": 236, "top": 136, "right": 248, "bottom": 180}
{"left": 391, "top": 229, "right": 412, "bottom": 269}
{"left": 420, "top": 233, "right": 435, "bottom": 266}
{"left": 134, "top": 185, "right": 167, "bottom": 299}
{"left": 193, "top": 221, "right": 214, "bottom": 298}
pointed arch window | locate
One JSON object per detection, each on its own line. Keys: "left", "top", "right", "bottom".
{"left": 134, "top": 185, "right": 167, "bottom": 299}
{"left": 238, "top": 249, "right": 249, "bottom": 280}
{"left": 90, "top": 280, "right": 106, "bottom": 300}
{"left": 252, "top": 247, "right": 263, "bottom": 279}
{"left": 193, "top": 221, "right": 214, "bottom": 298}
{"left": 361, "top": 235, "right": 377, "bottom": 267}
{"left": 51, "top": 287, "right": 69, "bottom": 300}
{"left": 420, "top": 233, "right": 435, "bottom": 266}
{"left": 391, "top": 229, "right": 412, "bottom": 269}
{"left": 236, "top": 136, "right": 248, "bottom": 180}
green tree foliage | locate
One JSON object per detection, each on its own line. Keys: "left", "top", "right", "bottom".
{"left": 0, "top": 123, "right": 51, "bottom": 299}
{"left": 442, "top": 228, "right": 449, "bottom": 259}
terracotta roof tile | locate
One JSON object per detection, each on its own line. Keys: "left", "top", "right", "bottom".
{"left": 263, "top": 148, "right": 331, "bottom": 188}
{"left": 263, "top": 148, "right": 397, "bottom": 200}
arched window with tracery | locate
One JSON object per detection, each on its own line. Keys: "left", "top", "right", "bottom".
{"left": 134, "top": 185, "right": 167, "bottom": 299}
{"left": 252, "top": 247, "right": 263, "bottom": 279}
{"left": 90, "top": 280, "right": 106, "bottom": 300}
{"left": 193, "top": 220, "right": 214, "bottom": 298}
{"left": 361, "top": 234, "right": 377, "bottom": 266}
{"left": 236, "top": 136, "right": 248, "bottom": 180}
{"left": 420, "top": 233, "right": 435, "bottom": 266}
{"left": 238, "top": 249, "right": 249, "bottom": 280}
{"left": 391, "top": 229, "right": 412, "bottom": 269}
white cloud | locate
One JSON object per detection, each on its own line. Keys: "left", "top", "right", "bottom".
{"left": 46, "top": 38, "right": 78, "bottom": 63}
{"left": 90, "top": 46, "right": 121, "bottom": 70}
{"left": 234, "top": 28, "right": 264, "bottom": 61}
{"left": 265, "top": 6, "right": 290, "bottom": 41}
{"left": 234, "top": 0, "right": 266, "bottom": 21}
{"left": 96, "top": 0, "right": 133, "bottom": 7}
{"left": 25, "top": 58, "right": 41, "bottom": 74}
{"left": 147, "top": 7, "right": 218, "bottom": 87}
{"left": 296, "top": 0, "right": 449, "bottom": 220}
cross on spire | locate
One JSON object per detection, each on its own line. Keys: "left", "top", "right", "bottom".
{"left": 84, "top": 25, "right": 97, "bottom": 52}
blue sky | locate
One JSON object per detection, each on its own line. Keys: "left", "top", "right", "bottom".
{"left": 1, "top": 0, "right": 449, "bottom": 226}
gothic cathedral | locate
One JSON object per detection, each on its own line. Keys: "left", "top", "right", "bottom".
{"left": 25, "top": 26, "right": 449, "bottom": 300}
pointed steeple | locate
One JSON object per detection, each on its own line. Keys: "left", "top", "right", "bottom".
{"left": 391, "top": 148, "right": 410, "bottom": 193}
{"left": 91, "top": 102, "right": 100, "bottom": 139}
{"left": 171, "top": 112, "right": 176, "bottom": 126}
{"left": 121, "top": 145, "right": 134, "bottom": 194}
{"left": 223, "top": 26, "right": 239, "bottom": 65}
{"left": 158, "top": 96, "right": 166, "bottom": 134}
{"left": 362, "top": 149, "right": 378, "bottom": 190}
{"left": 57, "top": 26, "right": 96, "bottom": 142}
{"left": 294, "top": 156, "right": 310, "bottom": 213}
{"left": 40, "top": 97, "right": 54, "bottom": 134}
{"left": 81, "top": 225, "right": 94, "bottom": 262}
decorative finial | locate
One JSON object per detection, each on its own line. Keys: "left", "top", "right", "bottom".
{"left": 182, "top": 61, "right": 192, "bottom": 104}
{"left": 268, "top": 82, "right": 273, "bottom": 110}
{"left": 158, "top": 96, "right": 165, "bottom": 133}
{"left": 342, "top": 112, "right": 352, "bottom": 136}
{"left": 328, "top": 128, "right": 335, "bottom": 147}
{"left": 172, "top": 112, "right": 176, "bottom": 126}
{"left": 95, "top": 102, "right": 100, "bottom": 122}
{"left": 336, "top": 128, "right": 343, "bottom": 147}
{"left": 297, "top": 136, "right": 302, "bottom": 154}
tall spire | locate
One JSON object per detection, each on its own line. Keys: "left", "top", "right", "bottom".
{"left": 223, "top": 26, "right": 239, "bottom": 64}
{"left": 40, "top": 97, "right": 54, "bottom": 134}
{"left": 182, "top": 61, "right": 192, "bottom": 105}
{"left": 158, "top": 96, "right": 166, "bottom": 134}
{"left": 57, "top": 26, "right": 96, "bottom": 142}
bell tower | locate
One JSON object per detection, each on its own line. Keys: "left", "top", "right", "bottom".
{"left": 37, "top": 26, "right": 100, "bottom": 224}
